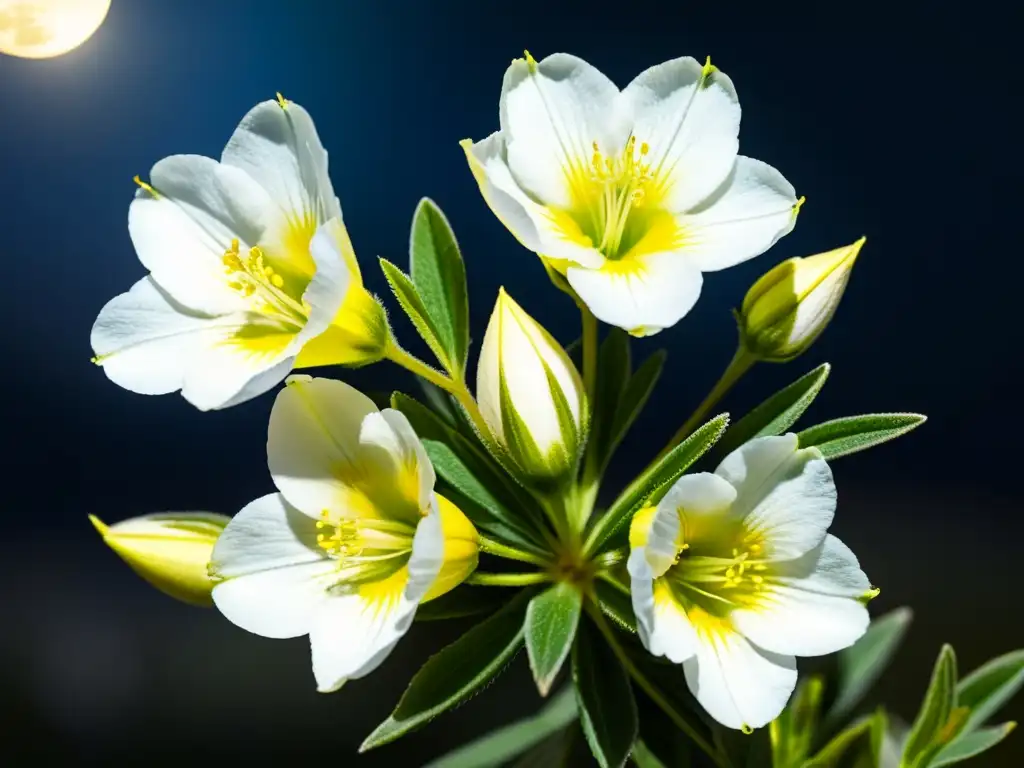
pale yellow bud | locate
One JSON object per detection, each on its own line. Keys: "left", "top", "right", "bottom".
{"left": 91, "top": 512, "right": 229, "bottom": 607}
{"left": 739, "top": 238, "right": 864, "bottom": 362}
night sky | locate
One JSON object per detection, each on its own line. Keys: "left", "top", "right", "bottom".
{"left": 1, "top": 0, "right": 1020, "bottom": 765}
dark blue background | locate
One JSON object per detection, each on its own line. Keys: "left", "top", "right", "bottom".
{"left": 1, "top": 0, "right": 1020, "bottom": 764}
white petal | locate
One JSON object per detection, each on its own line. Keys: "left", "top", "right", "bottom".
{"left": 129, "top": 154, "right": 276, "bottom": 314}
{"left": 624, "top": 57, "right": 740, "bottom": 212}
{"left": 296, "top": 217, "right": 354, "bottom": 345}
{"left": 210, "top": 493, "right": 324, "bottom": 580}
{"left": 661, "top": 472, "right": 738, "bottom": 518}
{"left": 683, "top": 630, "right": 797, "bottom": 730}
{"left": 716, "top": 435, "right": 835, "bottom": 559}
{"left": 731, "top": 535, "right": 871, "bottom": 657}
{"left": 628, "top": 553, "right": 699, "bottom": 664}
{"left": 566, "top": 251, "right": 704, "bottom": 336}
{"left": 309, "top": 589, "right": 417, "bottom": 692}
{"left": 267, "top": 376, "right": 379, "bottom": 518}
{"left": 407, "top": 498, "right": 445, "bottom": 602}
{"left": 359, "top": 408, "right": 436, "bottom": 511}
{"left": 680, "top": 157, "right": 798, "bottom": 272}
{"left": 221, "top": 99, "right": 342, "bottom": 225}
{"left": 462, "top": 133, "right": 603, "bottom": 268}
{"left": 500, "top": 53, "right": 623, "bottom": 209}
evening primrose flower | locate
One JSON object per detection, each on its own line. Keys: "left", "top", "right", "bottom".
{"left": 90, "top": 512, "right": 229, "bottom": 607}
{"left": 210, "top": 375, "right": 478, "bottom": 692}
{"left": 477, "top": 289, "right": 586, "bottom": 480}
{"left": 462, "top": 52, "right": 800, "bottom": 336}
{"left": 628, "top": 434, "right": 874, "bottom": 731}
{"left": 739, "top": 238, "right": 865, "bottom": 362}
{"left": 91, "top": 97, "right": 388, "bottom": 411}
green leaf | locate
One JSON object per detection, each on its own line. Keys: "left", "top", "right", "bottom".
{"left": 380, "top": 258, "right": 453, "bottom": 371}
{"left": 901, "top": 645, "right": 958, "bottom": 767}
{"left": 424, "top": 687, "right": 579, "bottom": 768}
{"left": 588, "top": 329, "right": 632, "bottom": 471}
{"left": 607, "top": 350, "right": 667, "bottom": 467}
{"left": 825, "top": 607, "right": 914, "bottom": 732}
{"left": 409, "top": 198, "right": 470, "bottom": 375}
{"left": 772, "top": 675, "right": 824, "bottom": 767}
{"left": 587, "top": 413, "right": 729, "bottom": 554}
{"left": 803, "top": 716, "right": 873, "bottom": 767}
{"left": 714, "top": 363, "right": 830, "bottom": 460}
{"left": 931, "top": 722, "right": 1018, "bottom": 767}
{"left": 797, "top": 413, "right": 926, "bottom": 460}
{"left": 361, "top": 588, "right": 532, "bottom": 751}
{"left": 526, "top": 582, "right": 583, "bottom": 696}
{"left": 573, "top": 616, "right": 638, "bottom": 768}
{"left": 595, "top": 579, "right": 637, "bottom": 633}
{"left": 630, "top": 739, "right": 668, "bottom": 768}
{"left": 416, "top": 584, "right": 506, "bottom": 621}
{"left": 955, "top": 649, "right": 1024, "bottom": 733}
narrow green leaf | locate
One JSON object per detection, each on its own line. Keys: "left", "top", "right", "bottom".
{"left": 797, "top": 413, "right": 926, "bottom": 460}
{"left": 931, "top": 722, "right": 1017, "bottom": 767}
{"left": 630, "top": 740, "right": 668, "bottom": 768}
{"left": 589, "top": 329, "right": 632, "bottom": 470}
{"left": 526, "top": 582, "right": 584, "bottom": 696}
{"left": 714, "top": 363, "right": 830, "bottom": 460}
{"left": 424, "top": 687, "right": 579, "bottom": 768}
{"left": 772, "top": 675, "right": 824, "bottom": 767}
{"left": 416, "top": 584, "right": 506, "bottom": 621}
{"left": 595, "top": 579, "right": 637, "bottom": 633}
{"left": 901, "top": 645, "right": 958, "bottom": 766}
{"left": 380, "top": 258, "right": 452, "bottom": 369}
{"left": 360, "top": 588, "right": 532, "bottom": 751}
{"left": 825, "top": 607, "right": 914, "bottom": 732}
{"left": 587, "top": 413, "right": 729, "bottom": 554}
{"left": 607, "top": 350, "right": 667, "bottom": 467}
{"left": 803, "top": 716, "right": 873, "bottom": 767}
{"left": 955, "top": 649, "right": 1024, "bottom": 733}
{"left": 573, "top": 616, "right": 638, "bottom": 768}
{"left": 418, "top": 377, "right": 459, "bottom": 427}
{"left": 409, "top": 198, "right": 470, "bottom": 374}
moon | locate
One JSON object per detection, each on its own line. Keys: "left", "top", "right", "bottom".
{"left": 0, "top": 0, "right": 110, "bottom": 59}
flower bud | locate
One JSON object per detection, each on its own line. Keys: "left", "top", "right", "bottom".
{"left": 739, "top": 238, "right": 864, "bottom": 362}
{"left": 477, "top": 288, "right": 586, "bottom": 480}
{"left": 91, "top": 512, "right": 229, "bottom": 606}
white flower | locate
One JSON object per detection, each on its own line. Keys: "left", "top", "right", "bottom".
{"left": 477, "top": 288, "right": 586, "bottom": 479}
{"left": 90, "top": 512, "right": 229, "bottom": 607}
{"left": 628, "top": 434, "right": 875, "bottom": 731}
{"left": 738, "top": 238, "right": 864, "bottom": 362}
{"left": 91, "top": 97, "right": 388, "bottom": 411}
{"left": 210, "top": 375, "right": 478, "bottom": 693}
{"left": 462, "top": 52, "right": 800, "bottom": 337}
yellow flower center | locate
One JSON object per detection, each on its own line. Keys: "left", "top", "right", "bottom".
{"left": 222, "top": 238, "right": 310, "bottom": 327}
{"left": 314, "top": 510, "right": 418, "bottom": 592}
{"left": 663, "top": 530, "right": 771, "bottom": 615}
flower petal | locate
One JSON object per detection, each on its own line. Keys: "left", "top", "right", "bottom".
{"left": 461, "top": 133, "right": 603, "bottom": 268}
{"left": 221, "top": 98, "right": 341, "bottom": 228}
{"left": 295, "top": 217, "right": 354, "bottom": 346}
{"left": 358, "top": 408, "right": 436, "bottom": 514}
{"left": 129, "top": 154, "right": 276, "bottom": 314}
{"left": 211, "top": 495, "right": 335, "bottom": 640}
{"left": 731, "top": 535, "right": 871, "bottom": 657}
{"left": 500, "top": 53, "right": 623, "bottom": 209}
{"left": 629, "top": 552, "right": 699, "bottom": 664}
{"left": 267, "top": 375, "right": 379, "bottom": 519}
{"left": 715, "top": 435, "right": 835, "bottom": 560}
{"left": 624, "top": 57, "right": 741, "bottom": 213}
{"left": 683, "top": 628, "right": 797, "bottom": 730}
{"left": 422, "top": 494, "right": 480, "bottom": 602}
{"left": 566, "top": 251, "right": 704, "bottom": 336}
{"left": 679, "top": 156, "right": 798, "bottom": 273}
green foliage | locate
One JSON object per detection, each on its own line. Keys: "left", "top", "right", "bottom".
{"left": 525, "top": 582, "right": 583, "bottom": 696}
{"left": 416, "top": 584, "right": 507, "bottom": 621}
{"left": 424, "top": 687, "right": 579, "bottom": 768}
{"left": 714, "top": 363, "right": 830, "bottom": 460}
{"left": 901, "top": 645, "right": 960, "bottom": 768}
{"left": 797, "top": 413, "right": 927, "bottom": 460}
{"left": 594, "top": 579, "right": 637, "bottom": 633}
{"left": 955, "top": 649, "right": 1024, "bottom": 733}
{"left": 586, "top": 413, "right": 729, "bottom": 554}
{"left": 361, "top": 589, "right": 533, "bottom": 751}
{"left": 771, "top": 676, "right": 825, "bottom": 767}
{"left": 573, "top": 616, "right": 639, "bottom": 768}
{"left": 931, "top": 723, "right": 1018, "bottom": 766}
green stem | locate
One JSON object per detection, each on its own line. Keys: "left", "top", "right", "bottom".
{"left": 581, "top": 305, "right": 598, "bottom": 404}
{"left": 478, "top": 536, "right": 551, "bottom": 567}
{"left": 654, "top": 345, "right": 755, "bottom": 464}
{"left": 385, "top": 340, "right": 491, "bottom": 439}
{"left": 585, "top": 602, "right": 727, "bottom": 768}
{"left": 467, "top": 571, "right": 551, "bottom": 587}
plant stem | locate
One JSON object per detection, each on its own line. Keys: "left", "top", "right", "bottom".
{"left": 384, "top": 340, "right": 491, "bottom": 438}
{"left": 581, "top": 305, "right": 598, "bottom": 404}
{"left": 654, "top": 345, "right": 755, "bottom": 463}
{"left": 478, "top": 535, "right": 551, "bottom": 567}
{"left": 585, "top": 602, "right": 727, "bottom": 768}
{"left": 467, "top": 571, "right": 551, "bottom": 587}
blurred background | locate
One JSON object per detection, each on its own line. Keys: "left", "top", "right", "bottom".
{"left": 1, "top": 0, "right": 1020, "bottom": 764}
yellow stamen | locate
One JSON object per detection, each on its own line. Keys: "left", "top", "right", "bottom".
{"left": 276, "top": 92, "right": 289, "bottom": 109}
{"left": 133, "top": 175, "right": 159, "bottom": 198}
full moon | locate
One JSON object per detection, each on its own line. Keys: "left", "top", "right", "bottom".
{"left": 0, "top": 0, "right": 110, "bottom": 59}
